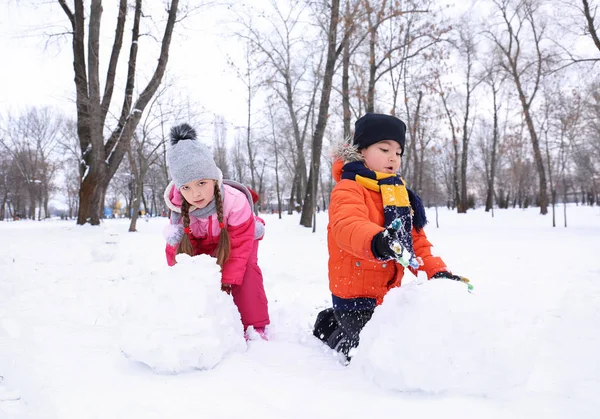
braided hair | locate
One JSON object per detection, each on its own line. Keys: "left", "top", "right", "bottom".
{"left": 176, "top": 199, "right": 194, "bottom": 256}
{"left": 213, "top": 184, "right": 231, "bottom": 267}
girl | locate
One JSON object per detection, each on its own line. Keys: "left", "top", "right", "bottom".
{"left": 313, "top": 113, "right": 468, "bottom": 360}
{"left": 163, "top": 123, "right": 269, "bottom": 339}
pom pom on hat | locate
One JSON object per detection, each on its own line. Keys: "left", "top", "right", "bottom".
{"left": 166, "top": 123, "right": 223, "bottom": 188}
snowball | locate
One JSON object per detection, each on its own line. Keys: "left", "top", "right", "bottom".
{"left": 352, "top": 279, "right": 535, "bottom": 396}
{"left": 119, "top": 254, "right": 246, "bottom": 374}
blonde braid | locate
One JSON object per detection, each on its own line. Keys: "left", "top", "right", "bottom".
{"left": 213, "top": 184, "right": 231, "bottom": 267}
{"left": 176, "top": 199, "right": 194, "bottom": 257}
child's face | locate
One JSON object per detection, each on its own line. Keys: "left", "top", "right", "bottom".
{"left": 360, "top": 140, "right": 402, "bottom": 174}
{"left": 179, "top": 179, "right": 216, "bottom": 208}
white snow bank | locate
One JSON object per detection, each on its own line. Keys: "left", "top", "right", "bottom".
{"left": 352, "top": 279, "right": 536, "bottom": 396}
{"left": 118, "top": 254, "right": 246, "bottom": 374}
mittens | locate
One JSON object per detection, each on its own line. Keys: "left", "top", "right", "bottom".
{"left": 163, "top": 223, "right": 184, "bottom": 247}
{"left": 371, "top": 228, "right": 417, "bottom": 268}
{"left": 254, "top": 219, "right": 265, "bottom": 240}
{"left": 372, "top": 228, "right": 400, "bottom": 261}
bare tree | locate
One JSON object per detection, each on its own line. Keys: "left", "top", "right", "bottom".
{"left": 57, "top": 0, "right": 181, "bottom": 225}
{"left": 359, "top": 0, "right": 447, "bottom": 112}
{"left": 543, "top": 83, "right": 583, "bottom": 225}
{"left": 0, "top": 108, "right": 62, "bottom": 220}
{"left": 435, "top": 73, "right": 461, "bottom": 210}
{"left": 487, "top": 0, "right": 551, "bottom": 214}
{"left": 552, "top": 0, "right": 600, "bottom": 69}
{"left": 455, "top": 17, "right": 483, "bottom": 213}
{"left": 482, "top": 53, "right": 506, "bottom": 213}
{"left": 300, "top": 0, "right": 342, "bottom": 228}
{"left": 127, "top": 88, "right": 179, "bottom": 231}
{"left": 582, "top": 0, "right": 600, "bottom": 56}
{"left": 212, "top": 115, "right": 230, "bottom": 179}
{"left": 264, "top": 95, "right": 294, "bottom": 217}
{"left": 228, "top": 40, "right": 262, "bottom": 191}
{"left": 236, "top": 1, "right": 321, "bottom": 210}
{"left": 230, "top": 132, "right": 248, "bottom": 184}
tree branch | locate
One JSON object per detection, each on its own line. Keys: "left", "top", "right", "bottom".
{"left": 100, "top": 0, "right": 127, "bottom": 128}
{"left": 105, "top": 0, "right": 180, "bottom": 179}
{"left": 583, "top": 0, "right": 600, "bottom": 52}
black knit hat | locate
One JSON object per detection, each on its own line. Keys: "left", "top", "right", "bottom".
{"left": 353, "top": 113, "right": 407, "bottom": 155}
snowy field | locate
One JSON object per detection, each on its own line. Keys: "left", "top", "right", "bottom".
{"left": 1, "top": 205, "right": 599, "bottom": 419}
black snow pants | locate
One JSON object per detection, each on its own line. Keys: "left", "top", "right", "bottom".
{"left": 313, "top": 308, "right": 374, "bottom": 360}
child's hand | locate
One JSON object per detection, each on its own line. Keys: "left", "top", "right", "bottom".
{"left": 163, "top": 223, "right": 184, "bottom": 246}
{"left": 372, "top": 228, "right": 405, "bottom": 260}
{"left": 372, "top": 228, "right": 418, "bottom": 268}
{"left": 221, "top": 283, "right": 232, "bottom": 295}
{"left": 432, "top": 271, "right": 473, "bottom": 292}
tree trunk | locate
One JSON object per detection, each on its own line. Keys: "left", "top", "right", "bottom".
{"left": 459, "top": 85, "right": 472, "bottom": 214}
{"left": 366, "top": 18, "right": 377, "bottom": 113}
{"left": 287, "top": 178, "right": 296, "bottom": 215}
{"left": 284, "top": 79, "right": 308, "bottom": 200}
{"left": 485, "top": 85, "right": 499, "bottom": 212}
{"left": 0, "top": 192, "right": 6, "bottom": 220}
{"left": 128, "top": 180, "right": 144, "bottom": 232}
{"left": 409, "top": 92, "right": 423, "bottom": 184}
{"left": 77, "top": 172, "right": 105, "bottom": 225}
{"left": 246, "top": 81, "right": 256, "bottom": 191}
{"left": 275, "top": 146, "right": 282, "bottom": 219}
{"left": 300, "top": 0, "right": 341, "bottom": 228}
{"left": 521, "top": 101, "right": 549, "bottom": 214}
{"left": 59, "top": 0, "right": 180, "bottom": 225}
{"left": 342, "top": 12, "right": 351, "bottom": 139}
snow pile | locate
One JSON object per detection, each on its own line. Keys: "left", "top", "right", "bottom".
{"left": 90, "top": 227, "right": 121, "bottom": 263}
{"left": 118, "top": 254, "right": 246, "bottom": 374}
{"left": 352, "top": 279, "right": 535, "bottom": 396}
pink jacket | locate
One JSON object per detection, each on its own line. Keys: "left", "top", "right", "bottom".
{"left": 164, "top": 182, "right": 264, "bottom": 286}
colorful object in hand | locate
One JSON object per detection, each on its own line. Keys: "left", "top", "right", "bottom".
{"left": 432, "top": 271, "right": 474, "bottom": 293}
{"left": 390, "top": 218, "right": 419, "bottom": 269}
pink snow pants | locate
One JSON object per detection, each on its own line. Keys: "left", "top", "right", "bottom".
{"left": 231, "top": 240, "right": 270, "bottom": 329}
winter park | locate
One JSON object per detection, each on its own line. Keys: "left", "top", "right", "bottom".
{"left": 1, "top": 1, "right": 600, "bottom": 418}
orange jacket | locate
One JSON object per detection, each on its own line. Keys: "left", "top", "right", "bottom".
{"left": 328, "top": 160, "right": 447, "bottom": 305}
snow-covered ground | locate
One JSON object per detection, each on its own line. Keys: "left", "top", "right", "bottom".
{"left": 1, "top": 205, "right": 599, "bottom": 419}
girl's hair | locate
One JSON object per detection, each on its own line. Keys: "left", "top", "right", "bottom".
{"left": 176, "top": 199, "right": 194, "bottom": 257}
{"left": 213, "top": 184, "right": 231, "bottom": 267}
{"left": 176, "top": 183, "right": 231, "bottom": 267}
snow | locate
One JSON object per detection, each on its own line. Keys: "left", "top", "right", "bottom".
{"left": 119, "top": 254, "right": 246, "bottom": 374}
{"left": 353, "top": 280, "right": 534, "bottom": 396}
{"left": 1, "top": 206, "right": 600, "bottom": 419}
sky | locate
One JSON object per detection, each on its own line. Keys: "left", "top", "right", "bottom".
{"left": 0, "top": 0, "right": 479, "bottom": 133}
{"left": 0, "top": 0, "right": 251, "bottom": 130}
{"left": 1, "top": 205, "right": 599, "bottom": 418}
{"left": 1, "top": 0, "right": 594, "bottom": 144}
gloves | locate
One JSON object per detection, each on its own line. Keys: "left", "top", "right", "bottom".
{"left": 372, "top": 228, "right": 399, "bottom": 261}
{"left": 432, "top": 271, "right": 473, "bottom": 292}
{"left": 163, "top": 223, "right": 184, "bottom": 246}
{"left": 254, "top": 219, "right": 265, "bottom": 240}
{"left": 432, "top": 271, "right": 464, "bottom": 281}
{"left": 221, "top": 283, "right": 232, "bottom": 295}
{"left": 372, "top": 228, "right": 417, "bottom": 268}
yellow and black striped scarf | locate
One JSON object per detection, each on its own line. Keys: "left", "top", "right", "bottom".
{"left": 341, "top": 161, "right": 428, "bottom": 254}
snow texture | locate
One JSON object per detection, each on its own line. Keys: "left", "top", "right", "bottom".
{"left": 352, "top": 279, "right": 535, "bottom": 396}
{"left": 119, "top": 254, "right": 246, "bottom": 374}
{"left": 1, "top": 206, "right": 599, "bottom": 419}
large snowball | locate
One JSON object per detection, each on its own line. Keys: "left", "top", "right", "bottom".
{"left": 119, "top": 254, "right": 246, "bottom": 374}
{"left": 352, "top": 279, "right": 535, "bottom": 396}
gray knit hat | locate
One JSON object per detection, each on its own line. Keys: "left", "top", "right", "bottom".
{"left": 166, "top": 123, "right": 223, "bottom": 189}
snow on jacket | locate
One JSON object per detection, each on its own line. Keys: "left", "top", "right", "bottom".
{"left": 328, "top": 144, "right": 447, "bottom": 305}
{"left": 163, "top": 181, "right": 264, "bottom": 286}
